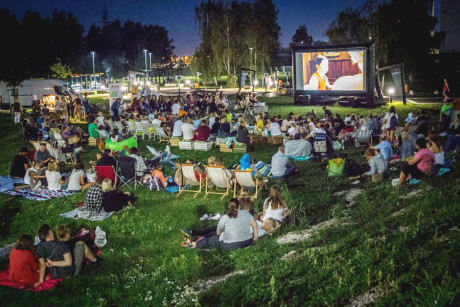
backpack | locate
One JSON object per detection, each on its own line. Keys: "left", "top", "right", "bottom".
{"left": 145, "top": 176, "right": 163, "bottom": 191}
{"left": 389, "top": 114, "right": 397, "bottom": 130}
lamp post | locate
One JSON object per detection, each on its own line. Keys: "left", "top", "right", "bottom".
{"left": 249, "top": 47, "right": 253, "bottom": 88}
{"left": 91, "top": 52, "right": 95, "bottom": 89}
{"left": 149, "top": 52, "right": 152, "bottom": 83}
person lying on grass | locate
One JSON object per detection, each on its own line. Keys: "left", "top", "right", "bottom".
{"left": 396, "top": 138, "right": 435, "bottom": 187}
{"left": 181, "top": 198, "right": 258, "bottom": 250}
{"left": 56, "top": 225, "right": 99, "bottom": 276}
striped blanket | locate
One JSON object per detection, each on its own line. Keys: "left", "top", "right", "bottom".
{"left": 5, "top": 188, "right": 73, "bottom": 201}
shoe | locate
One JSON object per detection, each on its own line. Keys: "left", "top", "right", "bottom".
{"left": 180, "top": 229, "right": 193, "bottom": 239}
{"left": 165, "top": 145, "right": 171, "bottom": 156}
{"left": 149, "top": 146, "right": 161, "bottom": 157}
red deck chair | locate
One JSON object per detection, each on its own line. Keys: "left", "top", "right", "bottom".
{"left": 94, "top": 165, "right": 117, "bottom": 186}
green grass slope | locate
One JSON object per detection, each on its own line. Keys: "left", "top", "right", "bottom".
{"left": 0, "top": 100, "right": 458, "bottom": 306}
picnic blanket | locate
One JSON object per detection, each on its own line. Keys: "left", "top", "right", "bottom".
{"left": 5, "top": 188, "right": 73, "bottom": 201}
{"left": 0, "top": 267, "right": 61, "bottom": 292}
{"left": 60, "top": 208, "right": 114, "bottom": 221}
{"left": 0, "top": 176, "right": 24, "bottom": 192}
{"left": 105, "top": 137, "right": 138, "bottom": 151}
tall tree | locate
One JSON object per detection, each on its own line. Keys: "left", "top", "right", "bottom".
{"left": 290, "top": 25, "right": 313, "bottom": 48}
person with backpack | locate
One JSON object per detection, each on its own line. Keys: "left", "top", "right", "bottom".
{"left": 384, "top": 106, "right": 398, "bottom": 143}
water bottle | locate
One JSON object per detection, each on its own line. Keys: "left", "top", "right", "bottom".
{"left": 341, "top": 140, "right": 345, "bottom": 150}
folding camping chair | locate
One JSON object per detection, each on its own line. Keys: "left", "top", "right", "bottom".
{"left": 205, "top": 165, "right": 232, "bottom": 199}
{"left": 94, "top": 165, "right": 117, "bottom": 186}
{"left": 177, "top": 163, "right": 204, "bottom": 198}
{"left": 118, "top": 155, "right": 140, "bottom": 190}
{"left": 355, "top": 129, "right": 372, "bottom": 147}
{"left": 232, "top": 170, "right": 266, "bottom": 200}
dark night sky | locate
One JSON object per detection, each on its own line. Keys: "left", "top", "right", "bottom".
{"left": 3, "top": 0, "right": 376, "bottom": 55}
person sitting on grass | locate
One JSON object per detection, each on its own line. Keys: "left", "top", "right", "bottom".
{"left": 56, "top": 225, "right": 99, "bottom": 276}
{"left": 361, "top": 148, "right": 386, "bottom": 182}
{"left": 37, "top": 224, "right": 73, "bottom": 283}
{"left": 46, "top": 161, "right": 68, "bottom": 191}
{"left": 271, "top": 147, "right": 297, "bottom": 178}
{"left": 192, "top": 119, "right": 211, "bottom": 141}
{"left": 97, "top": 149, "right": 117, "bottom": 169}
{"left": 10, "top": 147, "right": 30, "bottom": 179}
{"left": 67, "top": 161, "right": 93, "bottom": 193}
{"left": 80, "top": 176, "right": 105, "bottom": 216}
{"left": 34, "top": 143, "right": 52, "bottom": 166}
{"left": 186, "top": 198, "right": 258, "bottom": 250}
{"left": 370, "top": 135, "right": 393, "bottom": 167}
{"left": 237, "top": 188, "right": 254, "bottom": 215}
{"left": 9, "top": 234, "right": 39, "bottom": 287}
{"left": 396, "top": 138, "right": 435, "bottom": 187}
{"left": 101, "top": 179, "right": 134, "bottom": 212}
{"left": 399, "top": 131, "right": 415, "bottom": 161}
{"left": 258, "top": 185, "right": 289, "bottom": 223}
{"left": 151, "top": 164, "right": 172, "bottom": 188}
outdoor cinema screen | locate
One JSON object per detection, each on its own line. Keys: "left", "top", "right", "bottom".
{"left": 295, "top": 49, "right": 366, "bottom": 92}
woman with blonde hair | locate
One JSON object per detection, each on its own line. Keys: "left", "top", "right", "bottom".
{"left": 101, "top": 179, "right": 134, "bottom": 212}
{"left": 55, "top": 225, "right": 98, "bottom": 275}
{"left": 260, "top": 185, "right": 288, "bottom": 222}
{"left": 46, "top": 161, "right": 68, "bottom": 190}
{"left": 238, "top": 188, "right": 254, "bottom": 215}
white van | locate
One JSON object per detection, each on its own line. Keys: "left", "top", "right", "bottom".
{"left": 0, "top": 79, "right": 77, "bottom": 108}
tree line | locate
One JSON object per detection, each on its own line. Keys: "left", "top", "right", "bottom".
{"left": 0, "top": 8, "right": 175, "bottom": 87}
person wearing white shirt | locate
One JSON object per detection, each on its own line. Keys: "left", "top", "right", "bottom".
{"left": 268, "top": 118, "right": 282, "bottom": 136}
{"left": 152, "top": 116, "right": 162, "bottom": 127}
{"left": 181, "top": 119, "right": 195, "bottom": 141}
{"left": 45, "top": 162, "right": 68, "bottom": 190}
{"left": 172, "top": 119, "right": 184, "bottom": 137}
{"left": 171, "top": 102, "right": 180, "bottom": 115}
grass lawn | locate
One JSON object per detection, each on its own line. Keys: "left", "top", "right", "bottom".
{"left": 0, "top": 100, "right": 459, "bottom": 306}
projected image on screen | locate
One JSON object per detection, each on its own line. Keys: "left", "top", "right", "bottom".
{"left": 296, "top": 50, "right": 365, "bottom": 91}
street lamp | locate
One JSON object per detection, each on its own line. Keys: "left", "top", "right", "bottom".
{"left": 249, "top": 47, "right": 253, "bottom": 87}
{"left": 91, "top": 52, "right": 95, "bottom": 89}
{"left": 388, "top": 88, "right": 395, "bottom": 102}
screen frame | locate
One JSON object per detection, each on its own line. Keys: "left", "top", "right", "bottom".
{"left": 292, "top": 42, "right": 374, "bottom": 98}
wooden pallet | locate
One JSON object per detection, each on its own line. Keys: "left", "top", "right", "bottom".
{"left": 179, "top": 141, "right": 193, "bottom": 150}
{"left": 250, "top": 134, "right": 264, "bottom": 145}
{"left": 220, "top": 143, "right": 233, "bottom": 152}
{"left": 88, "top": 137, "right": 97, "bottom": 146}
{"left": 267, "top": 136, "right": 284, "bottom": 145}
{"left": 170, "top": 137, "right": 180, "bottom": 147}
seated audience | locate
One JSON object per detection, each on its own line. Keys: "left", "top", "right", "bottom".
{"left": 10, "top": 147, "right": 30, "bottom": 179}
{"left": 399, "top": 131, "right": 415, "bottom": 161}
{"left": 56, "top": 225, "right": 98, "bottom": 276}
{"left": 34, "top": 143, "right": 52, "bottom": 165}
{"left": 268, "top": 118, "right": 282, "bottom": 136}
{"left": 101, "top": 179, "right": 134, "bottom": 212}
{"left": 181, "top": 118, "right": 195, "bottom": 141}
{"left": 396, "top": 138, "right": 435, "bottom": 187}
{"left": 9, "top": 234, "right": 39, "bottom": 287}
{"left": 237, "top": 188, "right": 254, "bottom": 215}
{"left": 192, "top": 119, "right": 211, "bottom": 141}
{"left": 361, "top": 148, "right": 386, "bottom": 182}
{"left": 82, "top": 176, "right": 105, "bottom": 215}
{"left": 271, "top": 147, "right": 296, "bottom": 178}
{"left": 259, "top": 186, "right": 289, "bottom": 223}
{"left": 97, "top": 149, "right": 117, "bottom": 169}
{"left": 37, "top": 224, "right": 73, "bottom": 283}
{"left": 67, "top": 162, "right": 93, "bottom": 192}
{"left": 46, "top": 161, "right": 68, "bottom": 190}
{"left": 235, "top": 122, "right": 250, "bottom": 146}
{"left": 371, "top": 135, "right": 393, "bottom": 166}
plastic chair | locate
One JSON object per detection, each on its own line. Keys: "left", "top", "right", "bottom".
{"left": 141, "top": 123, "right": 154, "bottom": 140}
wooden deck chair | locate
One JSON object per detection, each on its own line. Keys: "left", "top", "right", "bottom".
{"left": 94, "top": 165, "right": 117, "bottom": 186}
{"left": 45, "top": 143, "right": 59, "bottom": 160}
{"left": 53, "top": 132, "right": 66, "bottom": 147}
{"left": 114, "top": 121, "right": 125, "bottom": 132}
{"left": 97, "top": 129, "right": 110, "bottom": 142}
{"left": 30, "top": 141, "right": 41, "bottom": 151}
{"left": 107, "top": 119, "right": 115, "bottom": 131}
{"left": 205, "top": 165, "right": 232, "bottom": 199}
{"left": 141, "top": 123, "right": 154, "bottom": 140}
{"left": 154, "top": 125, "right": 170, "bottom": 144}
{"left": 177, "top": 163, "right": 203, "bottom": 198}
{"left": 232, "top": 170, "right": 266, "bottom": 200}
